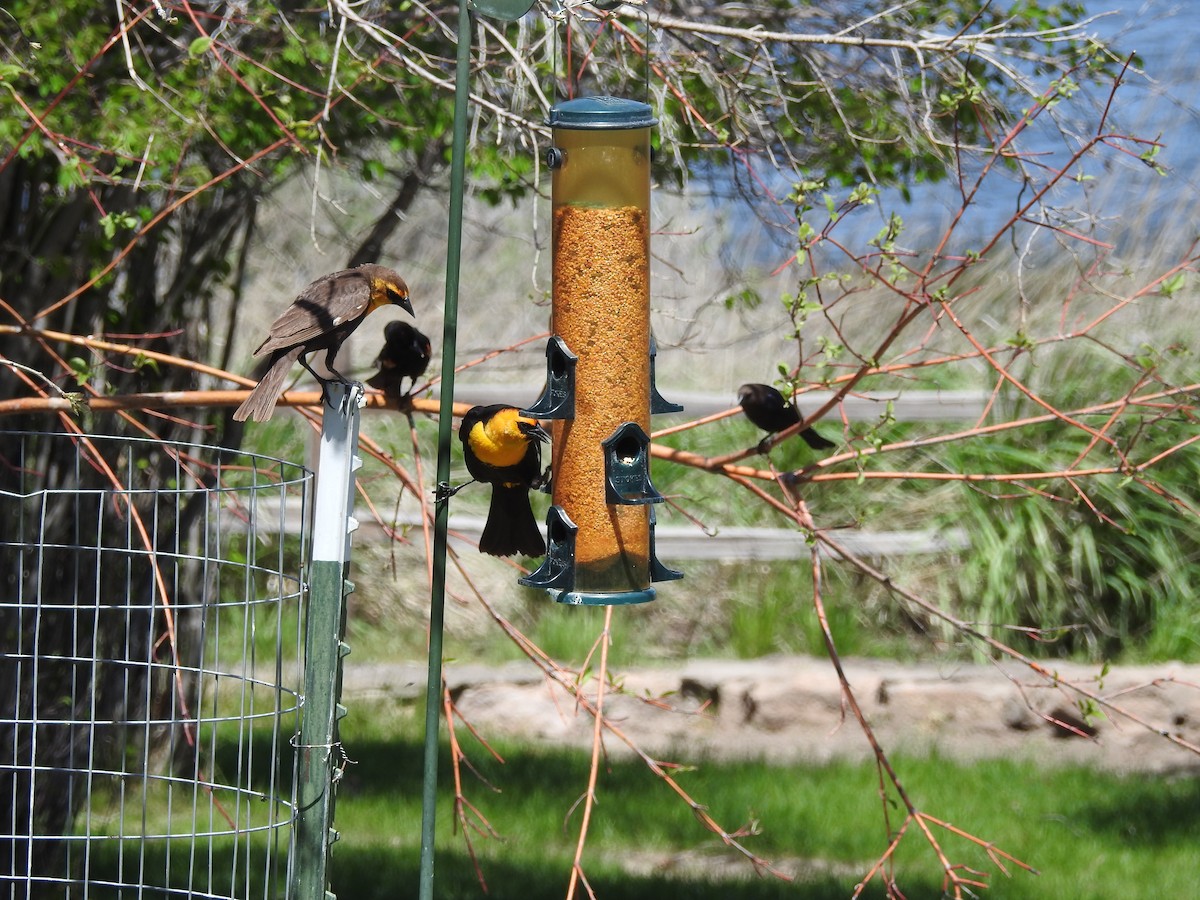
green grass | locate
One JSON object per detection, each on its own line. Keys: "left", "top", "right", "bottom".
{"left": 73, "top": 697, "right": 1200, "bottom": 899}
{"left": 935, "top": 358, "right": 1200, "bottom": 661}
{"left": 319, "top": 707, "right": 1200, "bottom": 899}
{"left": 435, "top": 560, "right": 923, "bottom": 668}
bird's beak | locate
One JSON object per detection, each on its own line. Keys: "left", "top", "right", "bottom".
{"left": 390, "top": 287, "right": 414, "bottom": 316}
{"left": 519, "top": 420, "right": 549, "bottom": 443}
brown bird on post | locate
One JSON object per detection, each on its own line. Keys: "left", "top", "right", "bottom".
{"left": 233, "top": 264, "right": 412, "bottom": 422}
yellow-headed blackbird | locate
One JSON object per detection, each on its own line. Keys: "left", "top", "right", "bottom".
{"left": 233, "top": 264, "right": 412, "bottom": 422}
{"left": 366, "top": 321, "right": 432, "bottom": 401}
{"left": 459, "top": 405, "right": 548, "bottom": 558}
{"left": 737, "top": 383, "right": 834, "bottom": 451}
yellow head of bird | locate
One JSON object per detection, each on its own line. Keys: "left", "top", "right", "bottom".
{"left": 469, "top": 408, "right": 546, "bottom": 469}
{"left": 369, "top": 273, "right": 412, "bottom": 316}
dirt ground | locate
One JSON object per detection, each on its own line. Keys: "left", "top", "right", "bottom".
{"left": 342, "top": 654, "right": 1200, "bottom": 775}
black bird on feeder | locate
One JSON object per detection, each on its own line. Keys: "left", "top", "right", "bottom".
{"left": 233, "top": 264, "right": 412, "bottom": 422}
{"left": 366, "top": 320, "right": 432, "bottom": 403}
{"left": 459, "top": 405, "right": 549, "bottom": 558}
{"left": 737, "top": 383, "right": 835, "bottom": 453}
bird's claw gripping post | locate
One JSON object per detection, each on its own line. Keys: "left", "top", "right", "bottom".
{"left": 318, "top": 380, "right": 334, "bottom": 412}
{"left": 320, "top": 379, "right": 364, "bottom": 414}
{"left": 340, "top": 381, "right": 366, "bottom": 415}
{"left": 434, "top": 480, "right": 470, "bottom": 504}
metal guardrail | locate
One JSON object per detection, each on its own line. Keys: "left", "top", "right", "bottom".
{"left": 440, "top": 385, "right": 990, "bottom": 422}
{"left": 230, "top": 498, "right": 967, "bottom": 560}
{"left": 366, "top": 517, "right": 968, "bottom": 560}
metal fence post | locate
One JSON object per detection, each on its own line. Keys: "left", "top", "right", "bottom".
{"left": 292, "top": 383, "right": 362, "bottom": 900}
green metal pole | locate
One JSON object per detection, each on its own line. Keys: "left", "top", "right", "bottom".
{"left": 293, "top": 559, "right": 348, "bottom": 900}
{"left": 419, "top": 3, "right": 471, "bottom": 897}
{"left": 293, "top": 382, "right": 362, "bottom": 900}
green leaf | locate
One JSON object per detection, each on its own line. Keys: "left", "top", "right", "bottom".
{"left": 56, "top": 155, "right": 85, "bottom": 190}
{"left": 67, "top": 357, "right": 93, "bottom": 386}
{"left": 1159, "top": 272, "right": 1185, "bottom": 298}
{"left": 132, "top": 352, "right": 160, "bottom": 374}
{"left": 724, "top": 287, "right": 762, "bottom": 311}
{"left": 1006, "top": 331, "right": 1036, "bottom": 351}
{"left": 188, "top": 36, "right": 213, "bottom": 57}
{"left": 99, "top": 211, "right": 137, "bottom": 240}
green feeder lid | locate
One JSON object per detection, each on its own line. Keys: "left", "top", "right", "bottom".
{"left": 548, "top": 96, "right": 658, "bottom": 130}
{"left": 554, "top": 587, "right": 656, "bottom": 607}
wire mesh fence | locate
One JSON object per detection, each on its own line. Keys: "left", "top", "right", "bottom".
{"left": 1, "top": 430, "right": 312, "bottom": 899}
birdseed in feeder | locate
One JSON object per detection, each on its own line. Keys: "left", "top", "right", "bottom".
{"left": 551, "top": 203, "right": 651, "bottom": 592}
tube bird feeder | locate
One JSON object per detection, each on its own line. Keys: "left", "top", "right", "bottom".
{"left": 522, "top": 96, "right": 682, "bottom": 606}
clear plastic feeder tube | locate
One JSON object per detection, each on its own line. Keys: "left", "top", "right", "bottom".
{"left": 548, "top": 97, "right": 656, "bottom": 596}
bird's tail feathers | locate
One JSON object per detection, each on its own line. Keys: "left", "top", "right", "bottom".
{"left": 480, "top": 484, "right": 545, "bottom": 558}
{"left": 233, "top": 347, "right": 304, "bottom": 422}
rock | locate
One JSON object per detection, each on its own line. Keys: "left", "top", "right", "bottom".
{"left": 341, "top": 655, "right": 1200, "bottom": 773}
{"left": 1002, "top": 696, "right": 1038, "bottom": 731}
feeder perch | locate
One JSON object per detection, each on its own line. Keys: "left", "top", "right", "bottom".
{"left": 650, "top": 334, "right": 684, "bottom": 414}
{"left": 602, "top": 421, "right": 661, "bottom": 505}
{"left": 523, "top": 336, "right": 578, "bottom": 420}
{"left": 518, "top": 506, "right": 578, "bottom": 591}
{"left": 649, "top": 506, "right": 684, "bottom": 582}
{"left": 521, "top": 95, "right": 683, "bottom": 606}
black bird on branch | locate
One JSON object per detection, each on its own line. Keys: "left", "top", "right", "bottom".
{"left": 737, "top": 382, "right": 835, "bottom": 453}
{"left": 366, "top": 320, "right": 432, "bottom": 404}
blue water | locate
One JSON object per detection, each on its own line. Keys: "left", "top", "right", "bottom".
{"left": 901, "top": 0, "right": 1200, "bottom": 250}
{"left": 1082, "top": 0, "right": 1200, "bottom": 182}
{"left": 726, "top": 1, "right": 1200, "bottom": 259}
